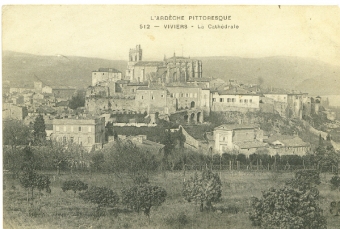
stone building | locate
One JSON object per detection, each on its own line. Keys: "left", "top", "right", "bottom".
{"left": 3, "top": 103, "right": 28, "bottom": 120}
{"left": 213, "top": 124, "right": 265, "bottom": 155}
{"left": 211, "top": 88, "right": 260, "bottom": 112}
{"left": 125, "top": 45, "right": 203, "bottom": 84}
{"left": 92, "top": 68, "right": 122, "bottom": 86}
{"left": 266, "top": 134, "right": 310, "bottom": 156}
{"left": 51, "top": 117, "right": 105, "bottom": 151}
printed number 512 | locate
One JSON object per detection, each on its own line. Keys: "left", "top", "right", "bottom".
{"left": 140, "top": 24, "right": 150, "bottom": 29}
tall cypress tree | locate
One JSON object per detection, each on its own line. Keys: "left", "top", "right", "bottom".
{"left": 33, "top": 114, "right": 46, "bottom": 144}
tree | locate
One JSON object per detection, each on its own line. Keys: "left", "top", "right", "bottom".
{"left": 3, "top": 120, "right": 31, "bottom": 149}
{"left": 122, "top": 184, "right": 167, "bottom": 221}
{"left": 182, "top": 169, "right": 222, "bottom": 212}
{"left": 62, "top": 180, "right": 88, "bottom": 195}
{"left": 91, "top": 152, "right": 105, "bottom": 172}
{"left": 330, "top": 175, "right": 340, "bottom": 191}
{"left": 19, "top": 170, "right": 51, "bottom": 201}
{"left": 79, "top": 186, "right": 119, "bottom": 209}
{"left": 249, "top": 187, "right": 327, "bottom": 229}
{"left": 69, "top": 91, "right": 85, "bottom": 110}
{"left": 33, "top": 114, "right": 46, "bottom": 144}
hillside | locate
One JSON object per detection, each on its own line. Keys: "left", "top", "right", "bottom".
{"left": 3, "top": 51, "right": 339, "bottom": 95}
{"left": 2, "top": 51, "right": 127, "bottom": 89}
{"left": 197, "top": 56, "right": 340, "bottom": 95}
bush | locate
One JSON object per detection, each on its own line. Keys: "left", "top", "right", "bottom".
{"left": 182, "top": 169, "right": 222, "bottom": 212}
{"left": 163, "top": 212, "right": 189, "bottom": 229}
{"left": 133, "top": 174, "right": 149, "bottom": 185}
{"left": 79, "top": 186, "right": 119, "bottom": 209}
{"left": 330, "top": 175, "right": 340, "bottom": 191}
{"left": 62, "top": 180, "right": 88, "bottom": 194}
{"left": 249, "top": 187, "right": 326, "bottom": 229}
{"left": 286, "top": 170, "right": 320, "bottom": 193}
{"left": 122, "top": 184, "right": 167, "bottom": 217}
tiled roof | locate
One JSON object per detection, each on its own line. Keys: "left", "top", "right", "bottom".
{"left": 93, "top": 68, "right": 122, "bottom": 73}
{"left": 266, "top": 134, "right": 310, "bottom": 147}
{"left": 186, "top": 78, "right": 212, "bottom": 82}
{"left": 134, "top": 61, "right": 164, "bottom": 67}
{"left": 215, "top": 124, "right": 259, "bottom": 131}
{"left": 234, "top": 141, "right": 267, "bottom": 149}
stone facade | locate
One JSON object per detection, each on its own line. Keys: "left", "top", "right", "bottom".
{"left": 213, "top": 124, "right": 264, "bottom": 154}
{"left": 92, "top": 68, "right": 122, "bottom": 86}
{"left": 51, "top": 117, "right": 105, "bottom": 151}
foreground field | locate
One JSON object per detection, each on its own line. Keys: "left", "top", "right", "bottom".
{"left": 3, "top": 171, "right": 340, "bottom": 229}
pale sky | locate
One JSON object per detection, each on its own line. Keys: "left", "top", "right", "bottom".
{"left": 2, "top": 5, "right": 340, "bottom": 66}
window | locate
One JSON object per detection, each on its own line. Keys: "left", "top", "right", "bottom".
{"left": 141, "top": 96, "right": 143, "bottom": 99}
{"left": 152, "top": 96, "right": 154, "bottom": 100}
{"left": 71, "top": 126, "right": 74, "bottom": 132}
{"left": 240, "top": 99, "right": 243, "bottom": 103}
{"left": 189, "top": 93, "right": 193, "bottom": 98}
{"left": 245, "top": 99, "right": 248, "bottom": 103}
{"left": 63, "top": 126, "right": 66, "bottom": 131}
{"left": 194, "top": 93, "right": 197, "bottom": 98}
{"left": 56, "top": 126, "right": 60, "bottom": 131}
{"left": 78, "top": 137, "right": 82, "bottom": 144}
{"left": 250, "top": 99, "right": 252, "bottom": 103}
{"left": 232, "top": 98, "right": 235, "bottom": 102}
{"left": 63, "top": 136, "right": 67, "bottom": 144}
{"left": 161, "top": 94, "right": 164, "bottom": 98}
{"left": 220, "top": 98, "right": 224, "bottom": 102}
{"left": 227, "top": 98, "right": 231, "bottom": 102}
{"left": 70, "top": 137, "right": 74, "bottom": 143}
{"left": 181, "top": 93, "right": 184, "bottom": 97}
{"left": 88, "top": 127, "right": 91, "bottom": 132}
{"left": 186, "top": 93, "right": 189, "bottom": 97}
{"left": 94, "top": 73, "right": 96, "bottom": 75}
{"left": 78, "top": 127, "right": 82, "bottom": 131}
{"left": 212, "top": 98, "right": 216, "bottom": 102}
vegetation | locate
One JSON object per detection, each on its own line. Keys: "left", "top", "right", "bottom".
{"left": 249, "top": 187, "right": 327, "bottom": 229}
{"left": 79, "top": 186, "right": 119, "bottom": 209}
{"left": 32, "top": 114, "right": 47, "bottom": 144}
{"left": 3, "top": 119, "right": 31, "bottom": 148}
{"left": 183, "top": 169, "right": 222, "bottom": 212}
{"left": 68, "top": 91, "right": 85, "bottom": 110}
{"left": 61, "top": 180, "right": 88, "bottom": 194}
{"left": 330, "top": 175, "right": 340, "bottom": 191}
{"left": 122, "top": 184, "right": 167, "bottom": 218}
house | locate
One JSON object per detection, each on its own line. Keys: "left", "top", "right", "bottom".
{"left": 211, "top": 88, "right": 260, "bottom": 112}
{"left": 213, "top": 124, "right": 265, "bottom": 155}
{"left": 3, "top": 103, "right": 28, "bottom": 120}
{"left": 266, "top": 134, "right": 310, "bottom": 156}
{"left": 92, "top": 68, "right": 122, "bottom": 86}
{"left": 51, "top": 117, "right": 105, "bottom": 152}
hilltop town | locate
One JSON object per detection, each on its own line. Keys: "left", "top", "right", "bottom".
{"left": 3, "top": 44, "right": 340, "bottom": 157}
{"left": 3, "top": 37, "right": 340, "bottom": 229}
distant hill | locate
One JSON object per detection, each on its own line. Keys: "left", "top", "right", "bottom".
{"left": 196, "top": 56, "right": 340, "bottom": 95}
{"left": 2, "top": 51, "right": 127, "bottom": 89}
{"left": 3, "top": 51, "right": 340, "bottom": 95}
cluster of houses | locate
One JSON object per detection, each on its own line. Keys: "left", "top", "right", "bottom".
{"left": 2, "top": 44, "right": 333, "bottom": 155}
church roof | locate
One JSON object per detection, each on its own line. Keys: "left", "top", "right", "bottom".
{"left": 134, "top": 61, "right": 164, "bottom": 67}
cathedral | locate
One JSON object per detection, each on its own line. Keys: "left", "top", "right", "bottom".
{"left": 125, "top": 45, "right": 203, "bottom": 84}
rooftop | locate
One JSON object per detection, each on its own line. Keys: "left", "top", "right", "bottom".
{"left": 93, "top": 68, "right": 122, "bottom": 73}
{"left": 266, "top": 134, "right": 310, "bottom": 147}
{"left": 215, "top": 124, "right": 259, "bottom": 131}
{"left": 134, "top": 61, "right": 164, "bottom": 67}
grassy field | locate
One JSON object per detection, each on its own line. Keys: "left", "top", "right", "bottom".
{"left": 3, "top": 170, "right": 340, "bottom": 229}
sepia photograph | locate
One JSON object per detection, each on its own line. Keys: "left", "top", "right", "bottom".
{"left": 2, "top": 4, "right": 340, "bottom": 229}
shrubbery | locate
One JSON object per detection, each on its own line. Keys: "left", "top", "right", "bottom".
{"left": 182, "top": 169, "right": 222, "bottom": 212}
{"left": 79, "top": 186, "right": 119, "bottom": 209}
{"left": 249, "top": 187, "right": 327, "bottom": 229}
{"left": 122, "top": 184, "right": 167, "bottom": 217}
{"left": 61, "top": 180, "right": 88, "bottom": 194}
{"left": 330, "top": 175, "right": 340, "bottom": 191}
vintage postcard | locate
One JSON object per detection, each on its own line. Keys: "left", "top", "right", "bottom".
{"left": 2, "top": 5, "right": 340, "bottom": 229}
